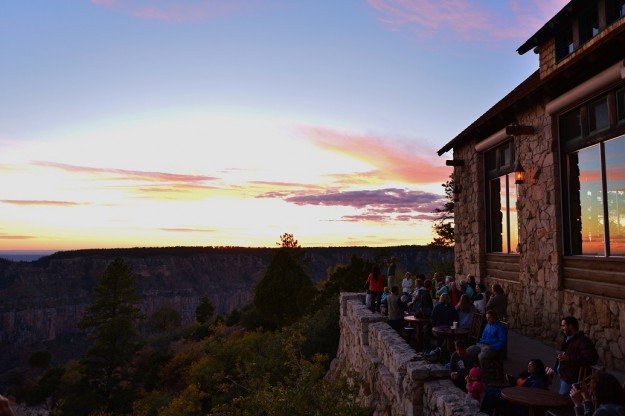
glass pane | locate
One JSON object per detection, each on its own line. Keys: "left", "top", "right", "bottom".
{"left": 605, "top": 136, "right": 625, "bottom": 256}
{"left": 501, "top": 177, "right": 510, "bottom": 253}
{"left": 560, "top": 109, "right": 582, "bottom": 142}
{"left": 486, "top": 148, "right": 497, "bottom": 173}
{"left": 588, "top": 97, "right": 609, "bottom": 132}
{"left": 508, "top": 174, "right": 519, "bottom": 253}
{"left": 489, "top": 178, "right": 503, "bottom": 252}
{"left": 501, "top": 142, "right": 512, "bottom": 168}
{"left": 579, "top": 6, "right": 599, "bottom": 44}
{"left": 617, "top": 88, "right": 625, "bottom": 123}
{"left": 570, "top": 145, "right": 605, "bottom": 255}
{"left": 555, "top": 27, "right": 574, "bottom": 61}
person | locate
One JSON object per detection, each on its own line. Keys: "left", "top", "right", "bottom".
{"left": 432, "top": 272, "right": 443, "bottom": 300}
{"left": 426, "top": 293, "right": 458, "bottom": 356}
{"left": 570, "top": 372, "right": 625, "bottom": 416}
{"left": 485, "top": 283, "right": 508, "bottom": 319}
{"left": 467, "top": 309, "right": 507, "bottom": 381}
{"left": 459, "top": 279, "right": 474, "bottom": 298}
{"left": 366, "top": 265, "right": 385, "bottom": 313}
{"left": 386, "top": 285, "right": 404, "bottom": 332}
{"left": 0, "top": 395, "right": 15, "bottom": 416}
{"left": 480, "top": 359, "right": 550, "bottom": 416}
{"left": 401, "top": 272, "right": 413, "bottom": 295}
{"left": 436, "top": 275, "right": 453, "bottom": 297}
{"left": 449, "top": 339, "right": 479, "bottom": 391}
{"left": 556, "top": 316, "right": 599, "bottom": 395}
{"left": 408, "top": 278, "right": 433, "bottom": 316}
{"left": 449, "top": 281, "right": 462, "bottom": 306}
{"left": 455, "top": 294, "right": 475, "bottom": 330}
{"left": 466, "top": 366, "right": 485, "bottom": 401}
{"left": 380, "top": 286, "right": 391, "bottom": 315}
{"left": 386, "top": 257, "right": 397, "bottom": 288}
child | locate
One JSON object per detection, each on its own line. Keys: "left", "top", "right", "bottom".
{"left": 466, "top": 366, "right": 485, "bottom": 401}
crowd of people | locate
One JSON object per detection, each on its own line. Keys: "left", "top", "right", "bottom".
{"left": 363, "top": 261, "right": 625, "bottom": 416}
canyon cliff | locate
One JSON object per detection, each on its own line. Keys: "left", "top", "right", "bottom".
{"left": 0, "top": 245, "right": 451, "bottom": 371}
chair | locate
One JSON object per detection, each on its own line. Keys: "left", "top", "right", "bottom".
{"left": 468, "top": 311, "right": 484, "bottom": 345}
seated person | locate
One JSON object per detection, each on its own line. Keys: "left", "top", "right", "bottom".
{"left": 449, "top": 339, "right": 478, "bottom": 391}
{"left": 480, "top": 359, "right": 550, "bottom": 416}
{"left": 426, "top": 293, "right": 459, "bottom": 356}
{"left": 467, "top": 309, "right": 507, "bottom": 381}
{"left": 455, "top": 294, "right": 475, "bottom": 330}
{"left": 466, "top": 366, "right": 485, "bottom": 401}
{"left": 407, "top": 279, "right": 433, "bottom": 316}
{"left": 570, "top": 372, "right": 625, "bottom": 416}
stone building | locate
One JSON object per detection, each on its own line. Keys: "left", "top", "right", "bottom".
{"left": 437, "top": 0, "right": 625, "bottom": 371}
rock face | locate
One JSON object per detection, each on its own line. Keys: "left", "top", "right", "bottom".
{"left": 0, "top": 246, "right": 451, "bottom": 348}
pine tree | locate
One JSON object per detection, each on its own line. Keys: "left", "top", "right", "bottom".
{"left": 77, "top": 258, "right": 144, "bottom": 413}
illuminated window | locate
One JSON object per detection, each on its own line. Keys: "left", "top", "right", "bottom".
{"left": 485, "top": 142, "right": 519, "bottom": 254}
{"left": 561, "top": 85, "right": 625, "bottom": 257}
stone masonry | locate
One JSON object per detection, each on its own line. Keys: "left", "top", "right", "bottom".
{"left": 327, "top": 293, "right": 487, "bottom": 416}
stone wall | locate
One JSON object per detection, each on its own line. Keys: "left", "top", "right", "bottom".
{"left": 328, "top": 293, "right": 486, "bottom": 416}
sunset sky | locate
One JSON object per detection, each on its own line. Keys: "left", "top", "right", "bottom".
{"left": 0, "top": 0, "right": 568, "bottom": 251}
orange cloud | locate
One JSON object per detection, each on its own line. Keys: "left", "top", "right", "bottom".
{"left": 301, "top": 126, "right": 450, "bottom": 184}
{"left": 1, "top": 200, "right": 82, "bottom": 206}
{"left": 366, "top": 0, "right": 569, "bottom": 41}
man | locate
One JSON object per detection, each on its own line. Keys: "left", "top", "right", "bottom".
{"left": 467, "top": 309, "right": 507, "bottom": 381}
{"left": 555, "top": 316, "right": 598, "bottom": 395}
{"left": 386, "top": 257, "right": 397, "bottom": 288}
{"left": 386, "top": 285, "right": 404, "bottom": 332}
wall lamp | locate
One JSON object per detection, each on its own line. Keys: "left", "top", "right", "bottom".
{"left": 506, "top": 124, "right": 533, "bottom": 186}
{"left": 514, "top": 162, "right": 525, "bottom": 184}
{"left": 452, "top": 184, "right": 461, "bottom": 202}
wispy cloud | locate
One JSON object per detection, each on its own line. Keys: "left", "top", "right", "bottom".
{"left": 301, "top": 126, "right": 450, "bottom": 184}
{"left": 0, "top": 200, "right": 83, "bottom": 207}
{"left": 159, "top": 227, "right": 216, "bottom": 233}
{"left": 259, "top": 187, "right": 444, "bottom": 223}
{"left": 0, "top": 233, "right": 36, "bottom": 240}
{"left": 35, "top": 161, "right": 218, "bottom": 183}
{"left": 366, "top": 0, "right": 568, "bottom": 41}
{"left": 90, "top": 0, "right": 259, "bottom": 22}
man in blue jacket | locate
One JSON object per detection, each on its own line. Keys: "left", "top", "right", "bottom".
{"left": 467, "top": 309, "right": 507, "bottom": 381}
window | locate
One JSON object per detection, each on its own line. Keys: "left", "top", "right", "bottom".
{"left": 579, "top": 4, "right": 600, "bottom": 45}
{"left": 561, "top": 85, "right": 625, "bottom": 257}
{"left": 618, "top": 88, "right": 625, "bottom": 123}
{"left": 485, "top": 142, "right": 519, "bottom": 254}
{"left": 555, "top": 25, "right": 574, "bottom": 62}
{"left": 588, "top": 97, "right": 609, "bottom": 133}
{"left": 606, "top": 0, "right": 625, "bottom": 24}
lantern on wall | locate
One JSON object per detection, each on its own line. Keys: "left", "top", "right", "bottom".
{"left": 514, "top": 161, "right": 525, "bottom": 184}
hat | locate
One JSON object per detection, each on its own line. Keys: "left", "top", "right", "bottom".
{"left": 469, "top": 367, "right": 484, "bottom": 380}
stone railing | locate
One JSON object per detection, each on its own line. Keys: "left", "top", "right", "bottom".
{"left": 327, "top": 293, "right": 487, "bottom": 415}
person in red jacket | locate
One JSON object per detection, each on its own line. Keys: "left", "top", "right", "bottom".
{"left": 366, "top": 265, "right": 385, "bottom": 313}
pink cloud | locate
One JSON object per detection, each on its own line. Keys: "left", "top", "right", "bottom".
{"left": 159, "top": 227, "right": 216, "bottom": 233}
{"left": 90, "top": 0, "right": 257, "bottom": 22}
{"left": 300, "top": 126, "right": 450, "bottom": 184}
{"left": 367, "top": 0, "right": 569, "bottom": 41}
{"left": 34, "top": 161, "right": 218, "bottom": 184}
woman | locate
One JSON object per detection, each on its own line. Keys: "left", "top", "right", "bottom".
{"left": 486, "top": 283, "right": 508, "bottom": 319}
{"left": 449, "top": 281, "right": 462, "bottom": 306}
{"left": 570, "top": 372, "right": 625, "bottom": 416}
{"left": 480, "top": 359, "right": 550, "bottom": 415}
{"left": 401, "top": 272, "right": 414, "bottom": 295}
{"left": 426, "top": 293, "right": 458, "bottom": 355}
{"left": 455, "top": 294, "right": 475, "bottom": 330}
{"left": 366, "top": 265, "right": 385, "bottom": 313}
